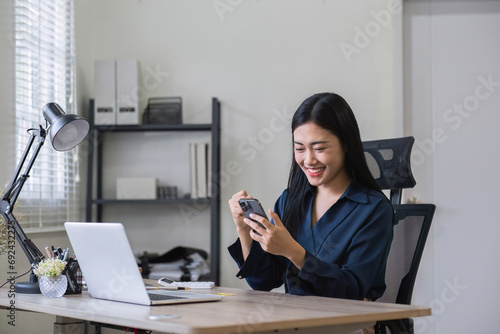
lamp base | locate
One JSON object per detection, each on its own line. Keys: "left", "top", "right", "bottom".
{"left": 15, "top": 273, "right": 41, "bottom": 294}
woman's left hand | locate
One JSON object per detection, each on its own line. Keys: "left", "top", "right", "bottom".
{"left": 244, "top": 209, "right": 306, "bottom": 269}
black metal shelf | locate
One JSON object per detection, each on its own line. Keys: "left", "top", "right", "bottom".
{"left": 91, "top": 198, "right": 211, "bottom": 205}
{"left": 93, "top": 123, "right": 213, "bottom": 132}
{"left": 85, "top": 97, "right": 221, "bottom": 285}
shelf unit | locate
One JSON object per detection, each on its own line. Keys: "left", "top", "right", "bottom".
{"left": 85, "top": 98, "right": 221, "bottom": 284}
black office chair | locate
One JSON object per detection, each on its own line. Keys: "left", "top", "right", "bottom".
{"left": 363, "top": 136, "right": 436, "bottom": 334}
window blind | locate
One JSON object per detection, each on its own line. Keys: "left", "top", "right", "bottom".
{"left": 14, "top": 0, "right": 81, "bottom": 231}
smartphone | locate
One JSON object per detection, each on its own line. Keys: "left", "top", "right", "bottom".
{"left": 238, "top": 198, "right": 268, "bottom": 235}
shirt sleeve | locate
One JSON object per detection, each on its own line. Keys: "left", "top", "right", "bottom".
{"left": 297, "top": 198, "right": 394, "bottom": 300}
{"left": 227, "top": 238, "right": 287, "bottom": 291}
{"left": 226, "top": 191, "right": 289, "bottom": 291}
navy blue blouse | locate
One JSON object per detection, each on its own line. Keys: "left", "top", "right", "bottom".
{"left": 228, "top": 182, "right": 394, "bottom": 300}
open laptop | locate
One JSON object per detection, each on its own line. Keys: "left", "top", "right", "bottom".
{"left": 64, "top": 222, "right": 222, "bottom": 306}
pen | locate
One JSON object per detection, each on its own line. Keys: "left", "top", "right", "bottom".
{"left": 57, "top": 247, "right": 64, "bottom": 260}
{"left": 45, "top": 246, "right": 54, "bottom": 259}
{"left": 62, "top": 248, "right": 70, "bottom": 261}
{"left": 146, "top": 286, "right": 190, "bottom": 291}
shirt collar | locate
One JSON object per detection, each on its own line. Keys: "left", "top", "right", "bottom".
{"left": 307, "top": 181, "right": 370, "bottom": 204}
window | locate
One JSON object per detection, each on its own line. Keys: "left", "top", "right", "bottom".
{"left": 14, "top": 0, "right": 81, "bottom": 231}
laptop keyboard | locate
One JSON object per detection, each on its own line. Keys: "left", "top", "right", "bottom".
{"left": 148, "top": 293, "right": 188, "bottom": 301}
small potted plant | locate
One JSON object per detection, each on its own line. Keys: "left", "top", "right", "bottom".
{"left": 34, "top": 258, "right": 68, "bottom": 297}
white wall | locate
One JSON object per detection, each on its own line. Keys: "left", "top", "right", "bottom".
{"left": 404, "top": 1, "right": 500, "bottom": 333}
{"left": 75, "top": 0, "right": 402, "bottom": 289}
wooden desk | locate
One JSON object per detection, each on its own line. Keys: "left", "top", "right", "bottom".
{"left": 0, "top": 287, "right": 430, "bottom": 334}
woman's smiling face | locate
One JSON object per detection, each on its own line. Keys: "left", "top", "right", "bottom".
{"left": 293, "top": 121, "right": 350, "bottom": 190}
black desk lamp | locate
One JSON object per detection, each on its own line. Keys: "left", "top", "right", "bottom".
{"left": 0, "top": 103, "right": 89, "bottom": 293}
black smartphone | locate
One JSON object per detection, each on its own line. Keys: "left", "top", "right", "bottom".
{"left": 238, "top": 198, "right": 268, "bottom": 235}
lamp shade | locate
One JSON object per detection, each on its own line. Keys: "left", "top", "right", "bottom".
{"left": 42, "top": 103, "right": 90, "bottom": 151}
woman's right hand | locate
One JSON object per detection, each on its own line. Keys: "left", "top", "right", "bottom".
{"left": 228, "top": 190, "right": 252, "bottom": 232}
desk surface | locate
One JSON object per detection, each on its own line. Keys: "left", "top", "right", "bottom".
{"left": 0, "top": 286, "right": 430, "bottom": 334}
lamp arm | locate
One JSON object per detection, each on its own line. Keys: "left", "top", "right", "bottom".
{"left": 0, "top": 211, "right": 44, "bottom": 266}
{"left": 0, "top": 125, "right": 47, "bottom": 267}
{"left": 4, "top": 126, "right": 46, "bottom": 207}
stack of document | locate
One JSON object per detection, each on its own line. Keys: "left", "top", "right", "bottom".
{"left": 147, "top": 252, "right": 210, "bottom": 282}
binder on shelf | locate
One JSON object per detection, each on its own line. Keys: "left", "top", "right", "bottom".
{"left": 207, "top": 142, "right": 212, "bottom": 197}
{"left": 190, "top": 143, "right": 198, "bottom": 199}
{"left": 196, "top": 142, "right": 208, "bottom": 198}
{"left": 116, "top": 59, "right": 139, "bottom": 125}
{"left": 94, "top": 60, "right": 116, "bottom": 125}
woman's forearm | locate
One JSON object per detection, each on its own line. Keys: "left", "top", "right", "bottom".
{"left": 237, "top": 226, "right": 253, "bottom": 261}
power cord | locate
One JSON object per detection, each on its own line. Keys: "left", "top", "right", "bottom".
{"left": 0, "top": 267, "right": 32, "bottom": 288}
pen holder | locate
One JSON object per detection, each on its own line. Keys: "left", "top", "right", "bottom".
{"left": 63, "top": 258, "right": 83, "bottom": 295}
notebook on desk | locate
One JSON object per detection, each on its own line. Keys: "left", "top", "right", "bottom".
{"left": 64, "top": 222, "right": 222, "bottom": 306}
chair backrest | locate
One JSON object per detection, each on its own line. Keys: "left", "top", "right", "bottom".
{"left": 362, "top": 136, "right": 435, "bottom": 306}
{"left": 363, "top": 136, "right": 416, "bottom": 205}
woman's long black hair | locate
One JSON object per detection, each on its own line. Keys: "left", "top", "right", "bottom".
{"left": 281, "top": 92, "right": 381, "bottom": 237}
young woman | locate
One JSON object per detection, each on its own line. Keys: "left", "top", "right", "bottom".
{"left": 228, "top": 92, "right": 394, "bottom": 301}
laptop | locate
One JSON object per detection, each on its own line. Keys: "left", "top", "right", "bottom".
{"left": 64, "top": 222, "right": 222, "bottom": 306}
